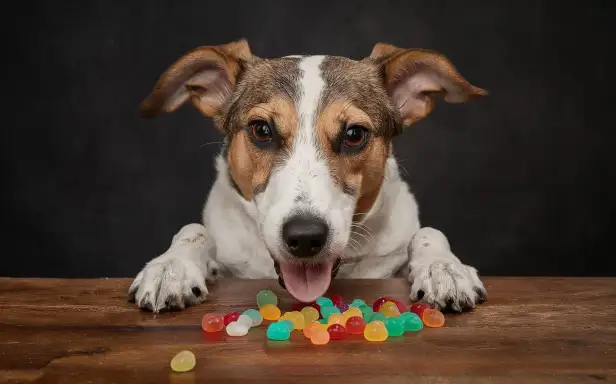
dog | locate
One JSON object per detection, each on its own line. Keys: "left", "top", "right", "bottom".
{"left": 128, "top": 39, "right": 488, "bottom": 313}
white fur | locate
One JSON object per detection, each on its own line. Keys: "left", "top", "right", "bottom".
{"left": 129, "top": 55, "right": 486, "bottom": 313}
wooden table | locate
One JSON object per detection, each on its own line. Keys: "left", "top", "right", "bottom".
{"left": 0, "top": 278, "right": 614, "bottom": 383}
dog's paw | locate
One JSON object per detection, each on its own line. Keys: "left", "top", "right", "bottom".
{"left": 409, "top": 260, "right": 487, "bottom": 313}
{"left": 128, "top": 257, "right": 214, "bottom": 313}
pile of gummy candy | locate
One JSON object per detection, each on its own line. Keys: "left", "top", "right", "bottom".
{"left": 170, "top": 290, "right": 445, "bottom": 372}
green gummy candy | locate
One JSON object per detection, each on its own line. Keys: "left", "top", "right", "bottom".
{"left": 350, "top": 299, "right": 366, "bottom": 307}
{"left": 316, "top": 297, "right": 333, "bottom": 307}
{"left": 318, "top": 318, "right": 328, "bottom": 324}
{"left": 400, "top": 312, "right": 423, "bottom": 332}
{"left": 359, "top": 305, "right": 374, "bottom": 318}
{"left": 369, "top": 312, "right": 386, "bottom": 323}
{"left": 320, "top": 305, "right": 340, "bottom": 320}
{"left": 256, "top": 290, "right": 278, "bottom": 308}
{"left": 243, "top": 309, "right": 262, "bottom": 321}
{"left": 266, "top": 322, "right": 290, "bottom": 341}
{"left": 385, "top": 317, "right": 405, "bottom": 337}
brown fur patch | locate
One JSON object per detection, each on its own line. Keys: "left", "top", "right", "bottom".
{"left": 227, "top": 96, "right": 299, "bottom": 200}
{"left": 317, "top": 57, "right": 399, "bottom": 217}
{"left": 315, "top": 100, "right": 390, "bottom": 218}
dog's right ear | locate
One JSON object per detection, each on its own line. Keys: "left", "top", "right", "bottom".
{"left": 139, "top": 39, "right": 251, "bottom": 123}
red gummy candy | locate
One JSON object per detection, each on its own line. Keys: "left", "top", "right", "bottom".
{"left": 223, "top": 311, "right": 241, "bottom": 326}
{"left": 202, "top": 313, "right": 224, "bottom": 333}
{"left": 331, "top": 294, "right": 344, "bottom": 307}
{"left": 327, "top": 324, "right": 347, "bottom": 340}
{"left": 372, "top": 296, "right": 395, "bottom": 312}
{"left": 410, "top": 302, "right": 432, "bottom": 317}
{"left": 345, "top": 316, "right": 366, "bottom": 335}
{"left": 394, "top": 299, "right": 407, "bottom": 314}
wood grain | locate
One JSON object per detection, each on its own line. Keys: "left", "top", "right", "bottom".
{"left": 0, "top": 277, "right": 615, "bottom": 383}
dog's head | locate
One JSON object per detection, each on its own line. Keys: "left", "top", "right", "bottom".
{"left": 140, "top": 39, "right": 486, "bottom": 302}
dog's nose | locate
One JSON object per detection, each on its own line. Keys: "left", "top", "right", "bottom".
{"left": 282, "top": 215, "right": 328, "bottom": 258}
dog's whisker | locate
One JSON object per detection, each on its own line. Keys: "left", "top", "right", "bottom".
{"left": 199, "top": 141, "right": 224, "bottom": 148}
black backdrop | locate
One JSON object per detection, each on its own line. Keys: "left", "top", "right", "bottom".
{"left": 3, "top": 1, "right": 614, "bottom": 277}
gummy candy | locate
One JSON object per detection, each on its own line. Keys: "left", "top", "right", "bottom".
{"left": 337, "top": 303, "right": 350, "bottom": 312}
{"left": 330, "top": 294, "right": 344, "bottom": 307}
{"left": 400, "top": 312, "right": 423, "bottom": 332}
{"left": 226, "top": 321, "right": 249, "bottom": 336}
{"left": 327, "top": 314, "right": 347, "bottom": 327}
{"left": 410, "top": 302, "right": 431, "bottom": 318}
{"left": 170, "top": 350, "right": 196, "bottom": 373}
{"left": 316, "top": 297, "right": 333, "bottom": 307}
{"left": 422, "top": 308, "right": 445, "bottom": 328}
{"left": 201, "top": 313, "right": 224, "bottom": 333}
{"left": 243, "top": 309, "right": 263, "bottom": 326}
{"left": 372, "top": 296, "right": 395, "bottom": 312}
{"left": 303, "top": 321, "right": 320, "bottom": 338}
{"left": 257, "top": 289, "right": 278, "bottom": 308}
{"left": 327, "top": 324, "right": 347, "bottom": 340}
{"left": 385, "top": 317, "right": 405, "bottom": 336}
{"left": 223, "top": 311, "right": 241, "bottom": 326}
{"left": 320, "top": 305, "right": 341, "bottom": 320}
{"left": 350, "top": 298, "right": 366, "bottom": 307}
{"left": 343, "top": 307, "right": 363, "bottom": 319}
{"left": 301, "top": 306, "right": 320, "bottom": 324}
{"left": 369, "top": 312, "right": 387, "bottom": 323}
{"left": 237, "top": 314, "right": 254, "bottom": 328}
{"left": 311, "top": 303, "right": 321, "bottom": 313}
{"left": 359, "top": 305, "right": 374, "bottom": 319}
{"left": 379, "top": 302, "right": 401, "bottom": 318}
{"left": 267, "top": 322, "right": 291, "bottom": 340}
{"left": 345, "top": 316, "right": 366, "bottom": 335}
{"left": 318, "top": 318, "right": 328, "bottom": 324}
{"left": 393, "top": 299, "right": 407, "bottom": 314}
{"left": 310, "top": 326, "right": 330, "bottom": 345}
{"left": 259, "top": 304, "right": 281, "bottom": 321}
{"left": 286, "top": 311, "right": 305, "bottom": 330}
{"left": 364, "top": 320, "right": 388, "bottom": 342}
{"left": 279, "top": 319, "right": 295, "bottom": 331}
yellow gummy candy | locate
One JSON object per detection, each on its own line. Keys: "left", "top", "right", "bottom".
{"left": 327, "top": 314, "right": 347, "bottom": 327}
{"left": 260, "top": 304, "right": 281, "bottom": 321}
{"left": 343, "top": 307, "right": 362, "bottom": 319}
{"left": 170, "top": 350, "right": 196, "bottom": 373}
{"left": 301, "top": 306, "right": 320, "bottom": 324}
{"left": 379, "top": 301, "right": 401, "bottom": 317}
{"left": 287, "top": 311, "right": 305, "bottom": 330}
{"left": 364, "top": 320, "right": 388, "bottom": 342}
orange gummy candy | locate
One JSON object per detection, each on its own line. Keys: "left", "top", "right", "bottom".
{"left": 303, "top": 321, "right": 320, "bottom": 339}
{"left": 259, "top": 304, "right": 282, "bottom": 321}
{"left": 310, "top": 327, "right": 330, "bottom": 345}
{"left": 422, "top": 308, "right": 445, "bottom": 327}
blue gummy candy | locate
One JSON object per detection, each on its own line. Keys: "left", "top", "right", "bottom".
{"left": 350, "top": 299, "right": 366, "bottom": 307}
{"left": 316, "top": 296, "right": 334, "bottom": 307}
{"left": 266, "top": 322, "right": 291, "bottom": 341}
{"left": 280, "top": 319, "right": 294, "bottom": 331}
{"left": 320, "top": 305, "right": 341, "bottom": 320}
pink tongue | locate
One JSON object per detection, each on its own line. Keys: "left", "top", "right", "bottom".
{"left": 279, "top": 261, "right": 333, "bottom": 303}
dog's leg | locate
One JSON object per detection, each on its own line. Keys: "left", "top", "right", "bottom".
{"left": 127, "top": 223, "right": 220, "bottom": 312}
{"left": 407, "top": 227, "right": 487, "bottom": 312}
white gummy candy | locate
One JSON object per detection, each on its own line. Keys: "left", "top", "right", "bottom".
{"left": 226, "top": 322, "right": 249, "bottom": 336}
{"left": 237, "top": 314, "right": 254, "bottom": 328}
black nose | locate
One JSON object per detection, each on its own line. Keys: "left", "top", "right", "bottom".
{"left": 282, "top": 215, "right": 329, "bottom": 258}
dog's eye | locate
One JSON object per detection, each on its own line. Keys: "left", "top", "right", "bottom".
{"left": 249, "top": 120, "right": 273, "bottom": 143}
{"left": 342, "top": 125, "right": 369, "bottom": 149}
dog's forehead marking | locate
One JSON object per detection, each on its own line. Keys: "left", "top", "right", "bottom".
{"left": 297, "top": 55, "right": 326, "bottom": 139}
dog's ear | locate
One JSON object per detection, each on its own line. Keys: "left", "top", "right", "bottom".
{"left": 139, "top": 39, "right": 252, "bottom": 123}
{"left": 368, "top": 43, "right": 487, "bottom": 127}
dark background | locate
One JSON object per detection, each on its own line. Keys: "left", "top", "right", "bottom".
{"left": 3, "top": 1, "right": 614, "bottom": 277}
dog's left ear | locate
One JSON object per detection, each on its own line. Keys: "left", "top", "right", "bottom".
{"left": 368, "top": 43, "right": 487, "bottom": 127}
